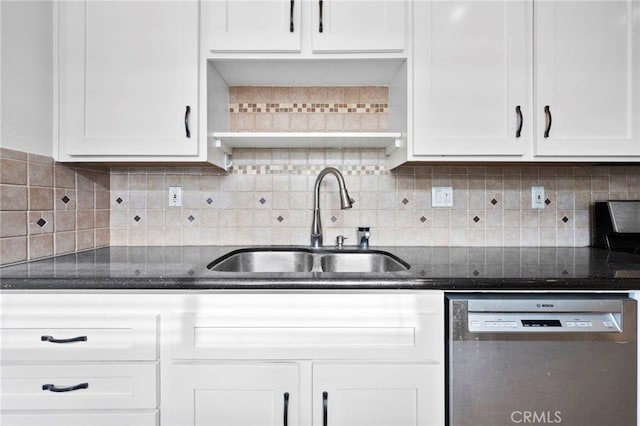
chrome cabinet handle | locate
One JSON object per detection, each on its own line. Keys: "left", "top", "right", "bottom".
{"left": 41, "top": 335, "right": 87, "bottom": 344}
{"left": 319, "top": 0, "right": 323, "bottom": 32}
{"left": 544, "top": 105, "right": 552, "bottom": 138}
{"left": 284, "top": 392, "right": 290, "bottom": 426}
{"left": 290, "top": 0, "right": 294, "bottom": 32}
{"left": 323, "top": 391, "right": 328, "bottom": 426}
{"left": 515, "top": 105, "right": 523, "bottom": 138}
{"left": 185, "top": 105, "right": 191, "bottom": 138}
{"left": 42, "top": 383, "right": 89, "bottom": 393}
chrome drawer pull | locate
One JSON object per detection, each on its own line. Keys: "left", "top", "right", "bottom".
{"left": 41, "top": 335, "right": 87, "bottom": 344}
{"left": 42, "top": 383, "right": 89, "bottom": 393}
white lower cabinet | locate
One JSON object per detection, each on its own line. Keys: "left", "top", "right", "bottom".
{"left": 0, "top": 293, "right": 160, "bottom": 426}
{"left": 162, "top": 291, "right": 445, "bottom": 426}
{"left": 166, "top": 363, "right": 300, "bottom": 425}
{"left": 165, "top": 362, "right": 441, "bottom": 426}
{"left": 0, "top": 291, "right": 445, "bottom": 426}
{"left": 313, "top": 364, "right": 442, "bottom": 426}
{"left": 0, "top": 364, "right": 157, "bottom": 410}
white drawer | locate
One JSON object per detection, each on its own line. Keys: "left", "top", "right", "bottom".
{"left": 0, "top": 315, "right": 158, "bottom": 361}
{"left": 0, "top": 364, "right": 157, "bottom": 410}
{"left": 0, "top": 411, "right": 158, "bottom": 426}
{"left": 168, "top": 292, "right": 444, "bottom": 362}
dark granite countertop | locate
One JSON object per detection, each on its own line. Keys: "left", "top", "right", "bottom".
{"left": 2, "top": 246, "right": 640, "bottom": 291}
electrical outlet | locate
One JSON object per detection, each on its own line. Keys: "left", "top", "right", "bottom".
{"left": 169, "top": 186, "right": 182, "bottom": 207}
{"left": 432, "top": 186, "right": 453, "bottom": 207}
{"left": 531, "top": 186, "right": 545, "bottom": 209}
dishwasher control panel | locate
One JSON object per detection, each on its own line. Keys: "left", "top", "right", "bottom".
{"left": 468, "top": 312, "right": 622, "bottom": 333}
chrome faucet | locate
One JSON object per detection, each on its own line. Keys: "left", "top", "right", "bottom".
{"left": 310, "top": 167, "right": 353, "bottom": 248}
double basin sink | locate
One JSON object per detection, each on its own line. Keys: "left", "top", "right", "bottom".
{"left": 208, "top": 247, "right": 410, "bottom": 273}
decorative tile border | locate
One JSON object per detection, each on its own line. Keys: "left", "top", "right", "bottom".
{"left": 230, "top": 102, "right": 389, "bottom": 114}
{"left": 228, "top": 86, "right": 389, "bottom": 132}
{"left": 230, "top": 164, "right": 388, "bottom": 176}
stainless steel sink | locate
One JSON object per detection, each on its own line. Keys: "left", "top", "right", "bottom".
{"left": 319, "top": 252, "right": 408, "bottom": 273}
{"left": 208, "top": 248, "right": 315, "bottom": 273}
{"left": 207, "top": 248, "right": 409, "bottom": 273}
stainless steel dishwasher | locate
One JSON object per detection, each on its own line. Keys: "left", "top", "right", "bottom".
{"left": 447, "top": 294, "right": 637, "bottom": 426}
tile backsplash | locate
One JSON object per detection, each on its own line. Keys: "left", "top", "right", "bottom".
{"left": 228, "top": 86, "right": 389, "bottom": 132}
{"left": 0, "top": 148, "right": 110, "bottom": 265}
{"left": 109, "top": 149, "right": 640, "bottom": 248}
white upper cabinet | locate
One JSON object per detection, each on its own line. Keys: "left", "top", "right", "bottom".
{"left": 206, "top": 0, "right": 302, "bottom": 52}
{"left": 205, "top": 0, "right": 406, "bottom": 55}
{"left": 412, "top": 0, "right": 531, "bottom": 157}
{"left": 310, "top": 0, "right": 406, "bottom": 53}
{"left": 535, "top": 0, "right": 640, "bottom": 157}
{"left": 56, "top": 0, "right": 203, "bottom": 162}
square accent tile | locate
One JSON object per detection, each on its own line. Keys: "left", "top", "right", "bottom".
{"left": 36, "top": 218, "right": 47, "bottom": 227}
{"left": 188, "top": 215, "right": 195, "bottom": 223}
{"left": 134, "top": 215, "right": 141, "bottom": 222}
{"left": 61, "top": 195, "right": 70, "bottom": 204}
{"left": 331, "top": 216, "right": 338, "bottom": 223}
{"left": 562, "top": 216, "right": 569, "bottom": 223}
{"left": 545, "top": 199, "right": 551, "bottom": 205}
{"left": 402, "top": 198, "right": 409, "bottom": 205}
{"left": 277, "top": 215, "right": 284, "bottom": 222}
{"left": 419, "top": 216, "right": 427, "bottom": 223}
{"left": 490, "top": 199, "right": 498, "bottom": 205}
{"left": 116, "top": 197, "right": 123, "bottom": 204}
{"left": 473, "top": 216, "right": 480, "bottom": 223}
{"left": 206, "top": 197, "right": 214, "bottom": 205}
{"left": 259, "top": 197, "right": 267, "bottom": 204}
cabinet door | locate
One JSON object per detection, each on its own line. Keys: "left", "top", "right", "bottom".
{"left": 58, "top": 1, "right": 199, "bottom": 158}
{"left": 205, "top": 0, "right": 301, "bottom": 52}
{"left": 412, "top": 1, "right": 531, "bottom": 156}
{"left": 311, "top": 0, "right": 406, "bottom": 53}
{"left": 313, "top": 364, "right": 443, "bottom": 426}
{"left": 535, "top": 0, "right": 640, "bottom": 157}
{"left": 165, "top": 363, "right": 299, "bottom": 426}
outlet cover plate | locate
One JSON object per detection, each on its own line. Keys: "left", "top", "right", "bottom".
{"left": 432, "top": 186, "right": 453, "bottom": 207}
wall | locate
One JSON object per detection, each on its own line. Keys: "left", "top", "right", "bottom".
{"left": 0, "top": 148, "right": 110, "bottom": 265}
{"left": 109, "top": 151, "right": 640, "bottom": 247}
{"left": 228, "top": 86, "right": 389, "bottom": 132}
{"left": 109, "top": 85, "right": 640, "bottom": 248}
{"left": 0, "top": 0, "right": 53, "bottom": 157}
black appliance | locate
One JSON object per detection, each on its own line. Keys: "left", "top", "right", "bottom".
{"left": 595, "top": 201, "right": 640, "bottom": 253}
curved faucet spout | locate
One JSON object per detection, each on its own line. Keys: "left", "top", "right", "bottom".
{"left": 311, "top": 167, "right": 352, "bottom": 248}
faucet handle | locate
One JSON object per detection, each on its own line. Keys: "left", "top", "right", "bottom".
{"left": 336, "top": 235, "right": 347, "bottom": 249}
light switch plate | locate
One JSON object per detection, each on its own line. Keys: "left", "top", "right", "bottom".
{"left": 432, "top": 186, "right": 453, "bottom": 207}
{"left": 531, "top": 186, "right": 545, "bottom": 209}
{"left": 169, "top": 186, "right": 182, "bottom": 207}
